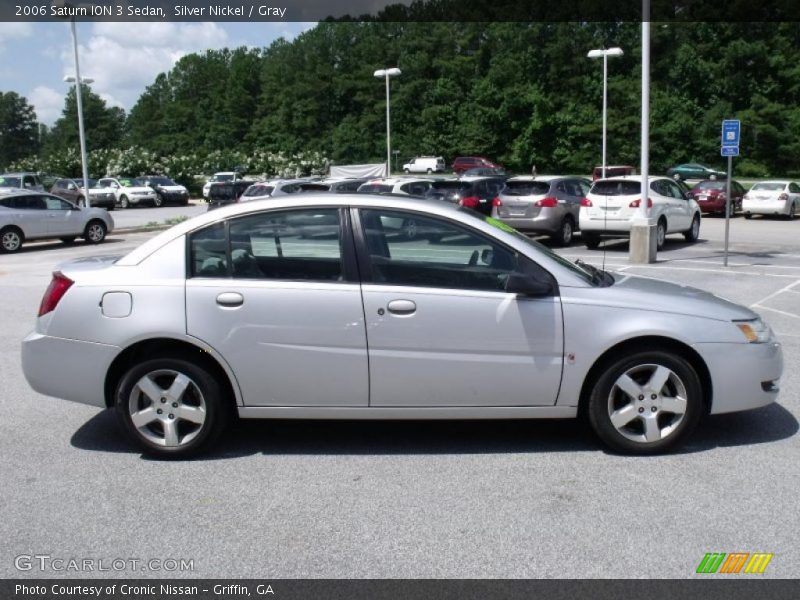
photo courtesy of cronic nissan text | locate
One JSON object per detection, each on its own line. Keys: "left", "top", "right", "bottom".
{"left": 0, "top": 0, "right": 798, "bottom": 599}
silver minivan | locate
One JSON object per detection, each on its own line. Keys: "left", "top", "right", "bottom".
{"left": 492, "top": 176, "right": 591, "bottom": 245}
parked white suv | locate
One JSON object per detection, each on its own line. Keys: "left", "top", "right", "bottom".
{"left": 579, "top": 176, "right": 701, "bottom": 250}
{"left": 402, "top": 156, "right": 445, "bottom": 174}
{"left": 97, "top": 177, "right": 158, "bottom": 209}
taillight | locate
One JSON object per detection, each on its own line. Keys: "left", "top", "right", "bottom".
{"left": 629, "top": 198, "right": 654, "bottom": 208}
{"left": 460, "top": 195, "right": 480, "bottom": 208}
{"left": 39, "top": 272, "right": 74, "bottom": 317}
{"left": 779, "top": 193, "right": 789, "bottom": 201}
{"left": 580, "top": 197, "right": 593, "bottom": 207}
{"left": 535, "top": 196, "right": 558, "bottom": 207}
{"left": 492, "top": 197, "right": 502, "bottom": 207}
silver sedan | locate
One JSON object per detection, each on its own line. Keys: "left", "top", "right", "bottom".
{"left": 21, "top": 194, "right": 782, "bottom": 457}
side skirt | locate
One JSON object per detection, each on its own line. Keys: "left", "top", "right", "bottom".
{"left": 238, "top": 406, "right": 578, "bottom": 420}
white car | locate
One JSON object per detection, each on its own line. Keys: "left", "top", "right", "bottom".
{"left": 356, "top": 177, "right": 433, "bottom": 196}
{"left": 202, "top": 172, "right": 241, "bottom": 200}
{"left": 742, "top": 181, "right": 800, "bottom": 219}
{"left": 97, "top": 177, "right": 158, "bottom": 209}
{"left": 579, "top": 176, "right": 701, "bottom": 250}
{"left": 402, "top": 156, "right": 445, "bottom": 174}
{"left": 239, "top": 179, "right": 311, "bottom": 202}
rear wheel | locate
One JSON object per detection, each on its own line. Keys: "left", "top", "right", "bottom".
{"left": 656, "top": 218, "right": 667, "bottom": 250}
{"left": 401, "top": 218, "right": 419, "bottom": 240}
{"left": 115, "top": 357, "right": 230, "bottom": 458}
{"left": 789, "top": 202, "right": 797, "bottom": 220}
{"left": 683, "top": 214, "right": 700, "bottom": 242}
{"left": 744, "top": 212, "right": 753, "bottom": 219}
{"left": 154, "top": 193, "right": 163, "bottom": 208}
{"left": 83, "top": 220, "right": 107, "bottom": 244}
{"left": 551, "top": 217, "right": 575, "bottom": 246}
{"left": 583, "top": 233, "right": 601, "bottom": 249}
{"left": 119, "top": 195, "right": 129, "bottom": 209}
{"left": 0, "top": 226, "right": 24, "bottom": 253}
{"left": 587, "top": 350, "right": 703, "bottom": 454}
{"left": 77, "top": 196, "right": 85, "bottom": 208}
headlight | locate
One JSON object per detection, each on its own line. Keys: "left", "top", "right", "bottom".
{"left": 735, "top": 318, "right": 771, "bottom": 343}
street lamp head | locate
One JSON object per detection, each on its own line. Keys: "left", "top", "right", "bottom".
{"left": 374, "top": 67, "right": 401, "bottom": 78}
{"left": 587, "top": 48, "right": 624, "bottom": 59}
{"left": 63, "top": 76, "right": 94, "bottom": 84}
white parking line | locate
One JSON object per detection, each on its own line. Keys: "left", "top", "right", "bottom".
{"left": 753, "top": 305, "right": 800, "bottom": 319}
{"left": 749, "top": 279, "right": 800, "bottom": 308}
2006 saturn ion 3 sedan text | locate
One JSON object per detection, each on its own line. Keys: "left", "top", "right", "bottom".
{"left": 22, "top": 194, "right": 783, "bottom": 457}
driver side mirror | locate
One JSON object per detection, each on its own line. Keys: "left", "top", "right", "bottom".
{"left": 505, "top": 273, "right": 554, "bottom": 297}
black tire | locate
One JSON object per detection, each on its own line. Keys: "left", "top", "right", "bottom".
{"left": 789, "top": 202, "right": 797, "bottom": 220}
{"left": 77, "top": 196, "right": 85, "bottom": 208}
{"left": 587, "top": 350, "right": 703, "bottom": 454}
{"left": 426, "top": 168, "right": 432, "bottom": 174}
{"left": 401, "top": 218, "right": 419, "bottom": 240}
{"left": 0, "top": 226, "right": 24, "bottom": 253}
{"left": 115, "top": 357, "right": 230, "bottom": 459}
{"left": 60, "top": 237, "right": 76, "bottom": 244}
{"left": 83, "top": 219, "right": 107, "bottom": 244}
{"left": 683, "top": 214, "right": 700, "bottom": 242}
{"left": 744, "top": 213, "right": 752, "bottom": 220}
{"left": 154, "top": 193, "right": 163, "bottom": 208}
{"left": 551, "top": 217, "right": 575, "bottom": 247}
{"left": 404, "top": 169, "right": 410, "bottom": 174}
{"left": 656, "top": 218, "right": 667, "bottom": 250}
{"left": 583, "top": 233, "right": 601, "bottom": 249}
{"left": 119, "top": 195, "right": 129, "bottom": 209}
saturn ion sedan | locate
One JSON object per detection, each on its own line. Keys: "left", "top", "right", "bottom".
{"left": 22, "top": 194, "right": 783, "bottom": 458}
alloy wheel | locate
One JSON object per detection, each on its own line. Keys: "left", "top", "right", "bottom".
{"left": 86, "top": 222, "right": 106, "bottom": 243}
{"left": 607, "top": 363, "right": 688, "bottom": 444}
{"left": 127, "top": 369, "right": 207, "bottom": 448}
{"left": 2, "top": 230, "right": 22, "bottom": 252}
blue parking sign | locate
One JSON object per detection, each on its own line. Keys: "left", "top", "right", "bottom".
{"left": 722, "top": 120, "right": 740, "bottom": 147}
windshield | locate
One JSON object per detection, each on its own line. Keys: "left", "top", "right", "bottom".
{"left": 148, "top": 176, "right": 177, "bottom": 186}
{"left": 210, "top": 174, "right": 235, "bottom": 183}
{"left": 0, "top": 176, "right": 21, "bottom": 187}
{"left": 750, "top": 182, "right": 786, "bottom": 192}
{"left": 503, "top": 181, "right": 550, "bottom": 196}
{"left": 694, "top": 181, "right": 724, "bottom": 191}
{"left": 464, "top": 211, "right": 600, "bottom": 286}
{"left": 117, "top": 178, "right": 137, "bottom": 187}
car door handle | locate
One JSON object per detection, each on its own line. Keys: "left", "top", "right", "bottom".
{"left": 386, "top": 299, "right": 416, "bottom": 315}
{"left": 216, "top": 292, "right": 244, "bottom": 307}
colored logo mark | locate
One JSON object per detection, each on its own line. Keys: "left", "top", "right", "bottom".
{"left": 696, "top": 552, "right": 773, "bottom": 574}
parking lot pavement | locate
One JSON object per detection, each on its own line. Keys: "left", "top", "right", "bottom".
{"left": 0, "top": 219, "right": 798, "bottom": 579}
{"left": 106, "top": 201, "right": 207, "bottom": 230}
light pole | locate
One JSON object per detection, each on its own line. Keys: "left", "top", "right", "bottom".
{"left": 63, "top": 18, "right": 92, "bottom": 208}
{"left": 373, "top": 67, "right": 401, "bottom": 177}
{"left": 587, "top": 47, "right": 623, "bottom": 179}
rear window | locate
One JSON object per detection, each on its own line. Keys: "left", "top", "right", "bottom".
{"left": 358, "top": 184, "right": 393, "bottom": 194}
{"left": 503, "top": 181, "right": 550, "bottom": 196}
{"left": 750, "top": 182, "right": 786, "bottom": 192}
{"left": 430, "top": 181, "right": 470, "bottom": 193}
{"left": 243, "top": 185, "right": 274, "bottom": 197}
{"left": 590, "top": 180, "right": 641, "bottom": 196}
{"left": 694, "top": 181, "right": 724, "bottom": 191}
{"left": 299, "top": 183, "right": 330, "bottom": 192}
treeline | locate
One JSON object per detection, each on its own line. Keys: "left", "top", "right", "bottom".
{"left": 6, "top": 22, "right": 800, "bottom": 177}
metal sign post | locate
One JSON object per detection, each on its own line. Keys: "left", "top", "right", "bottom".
{"left": 721, "top": 120, "right": 740, "bottom": 267}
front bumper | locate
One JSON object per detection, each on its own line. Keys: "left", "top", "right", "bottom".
{"left": 693, "top": 339, "right": 783, "bottom": 414}
{"left": 128, "top": 194, "right": 157, "bottom": 205}
{"left": 22, "top": 331, "right": 120, "bottom": 408}
{"left": 88, "top": 194, "right": 115, "bottom": 208}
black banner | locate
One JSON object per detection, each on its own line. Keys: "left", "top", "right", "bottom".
{"left": 4, "top": 0, "right": 800, "bottom": 23}
{"left": 3, "top": 579, "right": 800, "bottom": 600}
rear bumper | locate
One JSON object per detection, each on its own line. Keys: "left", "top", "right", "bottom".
{"left": 22, "top": 331, "right": 119, "bottom": 408}
{"left": 495, "top": 210, "right": 562, "bottom": 233}
{"left": 742, "top": 200, "right": 789, "bottom": 215}
{"left": 88, "top": 196, "right": 115, "bottom": 208}
{"left": 693, "top": 340, "right": 783, "bottom": 414}
{"left": 579, "top": 215, "right": 633, "bottom": 233}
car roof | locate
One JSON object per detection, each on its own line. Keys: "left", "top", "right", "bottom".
{"left": 459, "top": 175, "right": 504, "bottom": 182}
{"left": 0, "top": 172, "right": 38, "bottom": 176}
{"left": 594, "top": 175, "right": 668, "bottom": 183}
{"left": 507, "top": 175, "right": 561, "bottom": 182}
{"left": 752, "top": 180, "right": 791, "bottom": 185}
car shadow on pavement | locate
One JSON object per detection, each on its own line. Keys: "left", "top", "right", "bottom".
{"left": 13, "top": 238, "right": 126, "bottom": 254}
{"left": 70, "top": 403, "right": 797, "bottom": 460}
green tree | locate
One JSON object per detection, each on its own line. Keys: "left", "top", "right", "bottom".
{"left": 0, "top": 92, "right": 40, "bottom": 170}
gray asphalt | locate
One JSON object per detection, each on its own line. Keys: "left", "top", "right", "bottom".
{"left": 1, "top": 212, "right": 798, "bottom": 579}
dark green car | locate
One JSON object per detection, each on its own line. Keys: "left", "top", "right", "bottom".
{"left": 666, "top": 164, "right": 726, "bottom": 182}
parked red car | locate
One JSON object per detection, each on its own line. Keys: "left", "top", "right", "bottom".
{"left": 591, "top": 165, "right": 636, "bottom": 181}
{"left": 452, "top": 156, "right": 501, "bottom": 174}
{"left": 690, "top": 179, "right": 745, "bottom": 216}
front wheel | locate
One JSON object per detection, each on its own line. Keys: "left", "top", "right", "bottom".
{"left": 77, "top": 196, "right": 85, "bottom": 208}
{"left": 744, "top": 213, "right": 753, "bottom": 220}
{"left": 587, "top": 350, "right": 703, "bottom": 454}
{"left": 84, "top": 220, "right": 107, "bottom": 244}
{"left": 789, "top": 202, "right": 797, "bottom": 220}
{"left": 115, "top": 358, "right": 229, "bottom": 458}
{"left": 401, "top": 218, "right": 419, "bottom": 240}
{"left": 551, "top": 217, "right": 574, "bottom": 246}
{"left": 154, "top": 193, "right": 163, "bottom": 208}
{"left": 683, "top": 214, "right": 700, "bottom": 242}
{"left": 119, "top": 195, "right": 129, "bottom": 209}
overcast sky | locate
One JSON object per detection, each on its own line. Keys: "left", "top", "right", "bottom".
{"left": 0, "top": 21, "right": 314, "bottom": 125}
